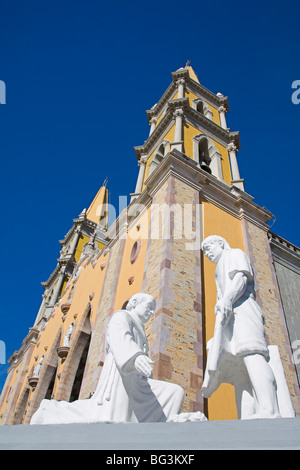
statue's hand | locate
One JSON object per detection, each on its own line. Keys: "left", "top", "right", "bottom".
{"left": 215, "top": 299, "right": 233, "bottom": 326}
{"left": 134, "top": 355, "right": 154, "bottom": 378}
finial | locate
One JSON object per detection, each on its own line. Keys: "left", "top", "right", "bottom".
{"left": 103, "top": 178, "right": 108, "bottom": 187}
{"left": 185, "top": 60, "right": 191, "bottom": 67}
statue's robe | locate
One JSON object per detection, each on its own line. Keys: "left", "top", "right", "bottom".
{"left": 203, "top": 248, "right": 268, "bottom": 398}
{"left": 31, "top": 310, "right": 184, "bottom": 425}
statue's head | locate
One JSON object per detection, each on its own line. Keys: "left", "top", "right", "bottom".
{"left": 201, "top": 235, "right": 230, "bottom": 264}
{"left": 126, "top": 293, "right": 156, "bottom": 324}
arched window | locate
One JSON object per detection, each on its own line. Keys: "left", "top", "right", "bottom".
{"left": 24, "top": 328, "right": 62, "bottom": 424}
{"left": 69, "top": 334, "right": 91, "bottom": 402}
{"left": 192, "top": 99, "right": 213, "bottom": 120}
{"left": 193, "top": 135, "right": 224, "bottom": 181}
{"left": 13, "top": 388, "right": 30, "bottom": 425}
{"left": 148, "top": 141, "right": 169, "bottom": 176}
{"left": 55, "top": 304, "right": 92, "bottom": 402}
{"left": 196, "top": 101, "right": 204, "bottom": 114}
{"left": 198, "top": 138, "right": 212, "bottom": 174}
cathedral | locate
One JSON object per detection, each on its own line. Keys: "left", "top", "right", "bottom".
{"left": 1, "top": 65, "right": 300, "bottom": 424}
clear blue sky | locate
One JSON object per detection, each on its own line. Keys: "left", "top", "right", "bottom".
{"left": 0, "top": 0, "right": 299, "bottom": 390}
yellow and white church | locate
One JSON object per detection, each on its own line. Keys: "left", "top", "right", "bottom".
{"left": 1, "top": 65, "right": 300, "bottom": 424}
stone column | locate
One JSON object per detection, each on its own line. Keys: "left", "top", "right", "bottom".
{"left": 228, "top": 143, "right": 244, "bottom": 190}
{"left": 69, "top": 227, "right": 81, "bottom": 256}
{"left": 149, "top": 117, "right": 157, "bottom": 135}
{"left": 218, "top": 105, "right": 227, "bottom": 129}
{"left": 176, "top": 79, "right": 185, "bottom": 99}
{"left": 135, "top": 156, "right": 147, "bottom": 194}
{"left": 171, "top": 109, "right": 184, "bottom": 152}
{"left": 49, "top": 269, "right": 66, "bottom": 307}
{"left": 34, "top": 292, "right": 48, "bottom": 326}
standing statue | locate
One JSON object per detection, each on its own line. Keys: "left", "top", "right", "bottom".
{"left": 31, "top": 293, "right": 187, "bottom": 425}
{"left": 33, "top": 355, "right": 44, "bottom": 378}
{"left": 201, "top": 235, "right": 294, "bottom": 419}
{"left": 63, "top": 323, "right": 74, "bottom": 347}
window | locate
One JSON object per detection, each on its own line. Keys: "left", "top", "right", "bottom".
{"left": 193, "top": 135, "right": 224, "bottom": 181}
{"left": 130, "top": 240, "right": 141, "bottom": 264}
{"left": 148, "top": 140, "right": 169, "bottom": 176}
{"left": 193, "top": 99, "right": 213, "bottom": 120}
{"left": 198, "top": 139, "right": 212, "bottom": 174}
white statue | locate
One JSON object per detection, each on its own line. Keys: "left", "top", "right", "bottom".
{"left": 201, "top": 235, "right": 295, "bottom": 419}
{"left": 31, "top": 293, "right": 187, "bottom": 425}
{"left": 63, "top": 323, "right": 74, "bottom": 347}
{"left": 33, "top": 355, "right": 44, "bottom": 378}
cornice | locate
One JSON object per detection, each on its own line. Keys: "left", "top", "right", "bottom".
{"left": 42, "top": 217, "right": 108, "bottom": 290}
{"left": 185, "top": 77, "right": 229, "bottom": 112}
{"left": 135, "top": 97, "right": 239, "bottom": 161}
{"left": 269, "top": 232, "right": 300, "bottom": 273}
{"left": 145, "top": 69, "right": 229, "bottom": 125}
{"left": 7, "top": 328, "right": 39, "bottom": 368}
{"left": 143, "top": 149, "right": 273, "bottom": 230}
{"left": 146, "top": 82, "right": 176, "bottom": 122}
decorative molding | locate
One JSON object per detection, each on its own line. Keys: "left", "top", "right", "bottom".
{"left": 143, "top": 149, "right": 273, "bottom": 231}
{"left": 135, "top": 96, "right": 239, "bottom": 163}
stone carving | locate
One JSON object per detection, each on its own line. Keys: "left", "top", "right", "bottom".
{"left": 201, "top": 235, "right": 295, "bottom": 419}
{"left": 31, "top": 293, "right": 191, "bottom": 425}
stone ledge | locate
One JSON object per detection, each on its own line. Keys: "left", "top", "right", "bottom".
{"left": 0, "top": 418, "right": 299, "bottom": 450}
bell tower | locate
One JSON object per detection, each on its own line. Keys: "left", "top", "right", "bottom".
{"left": 132, "top": 65, "right": 244, "bottom": 202}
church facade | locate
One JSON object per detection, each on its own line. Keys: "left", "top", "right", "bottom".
{"left": 1, "top": 66, "right": 300, "bottom": 424}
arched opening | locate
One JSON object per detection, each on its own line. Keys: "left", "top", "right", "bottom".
{"left": 55, "top": 304, "right": 92, "bottom": 402}
{"left": 196, "top": 101, "right": 204, "bottom": 114}
{"left": 24, "top": 329, "right": 62, "bottom": 424}
{"left": 198, "top": 139, "right": 212, "bottom": 174}
{"left": 130, "top": 239, "right": 142, "bottom": 264}
{"left": 69, "top": 335, "right": 91, "bottom": 402}
{"left": 193, "top": 99, "right": 213, "bottom": 121}
{"left": 193, "top": 135, "right": 224, "bottom": 181}
{"left": 45, "top": 366, "right": 57, "bottom": 400}
{"left": 148, "top": 141, "right": 169, "bottom": 176}
{"left": 13, "top": 388, "right": 30, "bottom": 425}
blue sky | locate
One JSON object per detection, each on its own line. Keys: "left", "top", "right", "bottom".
{"left": 0, "top": 0, "right": 299, "bottom": 391}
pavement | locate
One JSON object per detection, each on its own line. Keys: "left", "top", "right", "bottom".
{"left": 0, "top": 417, "right": 299, "bottom": 450}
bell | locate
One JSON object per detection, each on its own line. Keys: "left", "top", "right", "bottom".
{"left": 200, "top": 161, "right": 212, "bottom": 174}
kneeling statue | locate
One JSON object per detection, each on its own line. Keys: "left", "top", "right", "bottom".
{"left": 31, "top": 293, "right": 186, "bottom": 424}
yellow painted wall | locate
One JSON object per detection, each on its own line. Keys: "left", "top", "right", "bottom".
{"left": 86, "top": 186, "right": 108, "bottom": 224}
{"left": 185, "top": 88, "right": 220, "bottom": 126}
{"left": 201, "top": 199, "right": 245, "bottom": 421}
{"left": 155, "top": 90, "right": 178, "bottom": 127}
{"left": 113, "top": 209, "right": 150, "bottom": 311}
{"left": 211, "top": 137, "right": 232, "bottom": 185}
{"left": 142, "top": 125, "right": 175, "bottom": 190}
{"left": 1, "top": 249, "right": 110, "bottom": 423}
{"left": 183, "top": 124, "right": 232, "bottom": 185}
{"left": 74, "top": 234, "right": 89, "bottom": 263}
{"left": 183, "top": 121, "right": 199, "bottom": 159}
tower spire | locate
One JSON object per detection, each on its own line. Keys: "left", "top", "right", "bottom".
{"left": 86, "top": 182, "right": 108, "bottom": 227}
